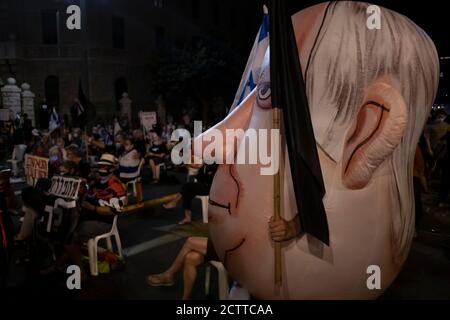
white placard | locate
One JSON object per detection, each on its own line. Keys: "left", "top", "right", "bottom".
{"left": 49, "top": 176, "right": 82, "bottom": 200}
{"left": 139, "top": 111, "right": 157, "bottom": 131}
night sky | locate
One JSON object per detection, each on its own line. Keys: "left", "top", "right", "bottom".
{"left": 251, "top": 1, "right": 449, "bottom": 57}
{"left": 370, "top": 1, "right": 449, "bottom": 57}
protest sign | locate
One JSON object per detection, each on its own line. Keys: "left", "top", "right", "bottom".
{"left": 49, "top": 176, "right": 82, "bottom": 200}
{"left": 139, "top": 111, "right": 157, "bottom": 132}
{"left": 25, "top": 154, "right": 49, "bottom": 186}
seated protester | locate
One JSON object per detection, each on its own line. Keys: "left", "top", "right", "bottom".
{"left": 132, "top": 129, "right": 147, "bottom": 158}
{"left": 163, "top": 162, "right": 218, "bottom": 225}
{"left": 14, "top": 178, "right": 51, "bottom": 243}
{"left": 119, "top": 138, "right": 141, "bottom": 183}
{"left": 99, "top": 127, "right": 114, "bottom": 154}
{"left": 18, "top": 175, "right": 79, "bottom": 275}
{"left": 66, "top": 144, "right": 91, "bottom": 180}
{"left": 70, "top": 128, "right": 83, "bottom": 147}
{"left": 32, "top": 141, "right": 46, "bottom": 158}
{"left": 78, "top": 154, "right": 125, "bottom": 236}
{"left": 87, "top": 133, "right": 105, "bottom": 157}
{"left": 15, "top": 186, "right": 44, "bottom": 242}
{"left": 113, "top": 134, "right": 125, "bottom": 158}
{"left": 66, "top": 154, "right": 126, "bottom": 275}
{"left": 58, "top": 160, "right": 78, "bottom": 177}
{"left": 146, "top": 130, "right": 168, "bottom": 183}
{"left": 48, "top": 144, "right": 63, "bottom": 175}
{"left": 57, "top": 160, "right": 88, "bottom": 199}
{"left": 56, "top": 137, "right": 67, "bottom": 161}
{"left": 147, "top": 236, "right": 218, "bottom": 300}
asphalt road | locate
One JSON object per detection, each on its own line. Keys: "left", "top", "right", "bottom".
{"left": 3, "top": 168, "right": 450, "bottom": 300}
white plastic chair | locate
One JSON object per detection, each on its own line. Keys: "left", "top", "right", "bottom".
{"left": 125, "top": 158, "right": 145, "bottom": 200}
{"left": 205, "top": 260, "right": 229, "bottom": 300}
{"left": 7, "top": 144, "right": 27, "bottom": 176}
{"left": 195, "top": 195, "right": 228, "bottom": 299}
{"left": 195, "top": 195, "right": 209, "bottom": 223}
{"left": 87, "top": 215, "right": 123, "bottom": 276}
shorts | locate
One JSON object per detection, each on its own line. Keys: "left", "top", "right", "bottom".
{"left": 148, "top": 156, "right": 165, "bottom": 165}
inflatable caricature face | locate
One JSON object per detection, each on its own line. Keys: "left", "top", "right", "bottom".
{"left": 195, "top": 2, "right": 439, "bottom": 299}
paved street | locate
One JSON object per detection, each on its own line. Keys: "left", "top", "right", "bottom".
{"left": 3, "top": 168, "right": 450, "bottom": 300}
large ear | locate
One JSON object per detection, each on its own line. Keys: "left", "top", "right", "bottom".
{"left": 342, "top": 77, "right": 408, "bottom": 189}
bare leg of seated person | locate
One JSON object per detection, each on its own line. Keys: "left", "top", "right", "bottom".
{"left": 163, "top": 193, "right": 182, "bottom": 209}
{"left": 149, "top": 159, "right": 158, "bottom": 183}
{"left": 178, "top": 209, "right": 192, "bottom": 225}
{"left": 150, "top": 159, "right": 163, "bottom": 183}
{"left": 147, "top": 236, "right": 207, "bottom": 299}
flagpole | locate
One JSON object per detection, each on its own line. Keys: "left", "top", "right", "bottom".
{"left": 273, "top": 106, "right": 282, "bottom": 288}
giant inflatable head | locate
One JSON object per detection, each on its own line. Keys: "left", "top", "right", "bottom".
{"left": 195, "top": 1, "right": 439, "bottom": 299}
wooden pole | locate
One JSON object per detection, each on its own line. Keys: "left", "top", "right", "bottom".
{"left": 273, "top": 107, "right": 282, "bottom": 287}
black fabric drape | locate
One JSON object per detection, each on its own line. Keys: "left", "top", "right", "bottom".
{"left": 77, "top": 80, "right": 93, "bottom": 129}
{"left": 268, "top": 0, "right": 329, "bottom": 245}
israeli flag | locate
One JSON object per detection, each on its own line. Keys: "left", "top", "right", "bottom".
{"left": 49, "top": 107, "right": 61, "bottom": 132}
{"left": 229, "top": 5, "right": 269, "bottom": 113}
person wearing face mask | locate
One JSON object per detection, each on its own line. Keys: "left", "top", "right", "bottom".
{"left": 114, "top": 134, "right": 125, "bottom": 158}
{"left": 79, "top": 154, "right": 125, "bottom": 227}
{"left": 66, "top": 154, "right": 126, "bottom": 277}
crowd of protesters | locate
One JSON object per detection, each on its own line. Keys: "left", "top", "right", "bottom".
{"left": 0, "top": 104, "right": 449, "bottom": 299}
{"left": 413, "top": 108, "right": 450, "bottom": 232}
{"left": 0, "top": 105, "right": 222, "bottom": 296}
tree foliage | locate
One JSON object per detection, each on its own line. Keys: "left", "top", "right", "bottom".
{"left": 150, "top": 36, "right": 243, "bottom": 123}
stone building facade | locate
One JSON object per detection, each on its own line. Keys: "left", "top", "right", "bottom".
{"left": 0, "top": 0, "right": 260, "bottom": 126}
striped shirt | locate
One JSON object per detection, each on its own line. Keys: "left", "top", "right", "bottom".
{"left": 119, "top": 149, "right": 141, "bottom": 180}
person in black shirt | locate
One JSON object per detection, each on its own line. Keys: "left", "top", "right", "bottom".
{"left": 146, "top": 130, "right": 167, "bottom": 183}
{"left": 163, "top": 163, "right": 217, "bottom": 224}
